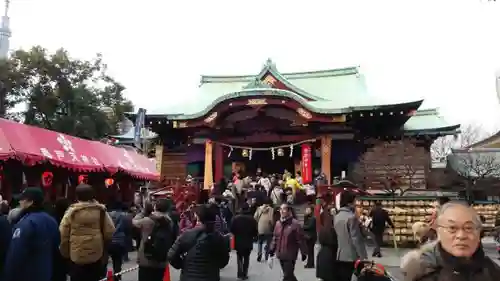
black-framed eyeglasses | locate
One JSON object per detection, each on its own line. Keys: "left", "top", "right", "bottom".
{"left": 436, "top": 223, "right": 480, "bottom": 234}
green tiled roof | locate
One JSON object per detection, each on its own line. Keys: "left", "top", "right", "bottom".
{"left": 403, "top": 109, "right": 460, "bottom": 133}
{"left": 145, "top": 59, "right": 459, "bottom": 133}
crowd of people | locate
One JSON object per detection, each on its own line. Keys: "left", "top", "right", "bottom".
{"left": 0, "top": 170, "right": 500, "bottom": 281}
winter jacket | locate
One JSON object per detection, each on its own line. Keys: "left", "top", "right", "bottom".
{"left": 369, "top": 206, "right": 394, "bottom": 234}
{"left": 254, "top": 205, "right": 274, "bottom": 235}
{"left": 59, "top": 201, "right": 115, "bottom": 265}
{"left": 316, "top": 226, "right": 338, "bottom": 281}
{"left": 109, "top": 210, "right": 132, "bottom": 248}
{"left": 167, "top": 226, "right": 230, "bottom": 281}
{"left": 230, "top": 213, "right": 258, "bottom": 254}
{"left": 334, "top": 206, "right": 367, "bottom": 261}
{"left": 3, "top": 209, "right": 60, "bottom": 281}
{"left": 179, "top": 211, "right": 194, "bottom": 234}
{"left": 133, "top": 211, "right": 173, "bottom": 268}
{"left": 303, "top": 214, "right": 317, "bottom": 241}
{"left": 401, "top": 241, "right": 500, "bottom": 281}
{"left": 270, "top": 216, "right": 307, "bottom": 261}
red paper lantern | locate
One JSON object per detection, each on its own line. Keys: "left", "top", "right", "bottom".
{"left": 105, "top": 178, "right": 114, "bottom": 187}
{"left": 78, "top": 175, "right": 88, "bottom": 185}
{"left": 41, "top": 171, "right": 53, "bottom": 188}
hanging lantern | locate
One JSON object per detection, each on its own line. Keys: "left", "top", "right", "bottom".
{"left": 105, "top": 178, "right": 114, "bottom": 187}
{"left": 242, "top": 149, "right": 249, "bottom": 158}
{"left": 41, "top": 171, "right": 53, "bottom": 188}
{"left": 277, "top": 148, "right": 284, "bottom": 157}
{"left": 78, "top": 174, "right": 88, "bottom": 185}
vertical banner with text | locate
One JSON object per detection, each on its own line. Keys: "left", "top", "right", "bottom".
{"left": 301, "top": 143, "right": 312, "bottom": 184}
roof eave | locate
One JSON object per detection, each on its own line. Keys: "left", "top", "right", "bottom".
{"left": 349, "top": 99, "right": 424, "bottom": 112}
{"left": 403, "top": 125, "right": 461, "bottom": 136}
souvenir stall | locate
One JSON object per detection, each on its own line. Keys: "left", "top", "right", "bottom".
{"left": 0, "top": 118, "right": 159, "bottom": 204}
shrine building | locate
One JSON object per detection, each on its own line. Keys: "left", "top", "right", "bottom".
{"left": 137, "top": 59, "right": 460, "bottom": 189}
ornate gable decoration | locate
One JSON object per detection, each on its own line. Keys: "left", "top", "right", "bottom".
{"left": 243, "top": 78, "right": 273, "bottom": 89}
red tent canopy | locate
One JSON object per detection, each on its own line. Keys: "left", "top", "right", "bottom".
{"left": 0, "top": 127, "right": 15, "bottom": 161}
{"left": 0, "top": 119, "right": 160, "bottom": 180}
{"left": 0, "top": 119, "right": 105, "bottom": 172}
{"left": 91, "top": 142, "right": 159, "bottom": 181}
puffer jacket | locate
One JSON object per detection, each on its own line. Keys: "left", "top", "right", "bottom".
{"left": 401, "top": 241, "right": 500, "bottom": 281}
{"left": 109, "top": 210, "right": 131, "bottom": 248}
{"left": 167, "top": 226, "right": 230, "bottom": 281}
{"left": 59, "top": 201, "right": 115, "bottom": 264}
{"left": 254, "top": 204, "right": 274, "bottom": 235}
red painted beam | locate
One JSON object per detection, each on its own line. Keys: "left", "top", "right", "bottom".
{"left": 178, "top": 97, "right": 342, "bottom": 128}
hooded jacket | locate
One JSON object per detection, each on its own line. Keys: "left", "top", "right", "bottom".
{"left": 254, "top": 204, "right": 274, "bottom": 235}
{"left": 401, "top": 241, "right": 500, "bottom": 281}
{"left": 59, "top": 201, "right": 115, "bottom": 264}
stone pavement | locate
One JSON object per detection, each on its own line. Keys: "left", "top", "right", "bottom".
{"left": 118, "top": 238, "right": 499, "bottom": 281}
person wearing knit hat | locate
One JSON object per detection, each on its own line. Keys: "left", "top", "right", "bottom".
{"left": 3, "top": 187, "right": 60, "bottom": 281}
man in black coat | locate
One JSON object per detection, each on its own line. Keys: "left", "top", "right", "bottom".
{"left": 369, "top": 201, "right": 394, "bottom": 257}
{"left": 302, "top": 205, "right": 317, "bottom": 268}
{"left": 230, "top": 204, "right": 258, "bottom": 280}
{"left": 167, "top": 204, "right": 230, "bottom": 281}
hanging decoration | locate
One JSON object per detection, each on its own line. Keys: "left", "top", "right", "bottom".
{"left": 78, "top": 175, "right": 88, "bottom": 185}
{"left": 105, "top": 178, "right": 114, "bottom": 187}
{"left": 242, "top": 149, "right": 249, "bottom": 158}
{"left": 216, "top": 138, "right": 316, "bottom": 160}
{"left": 41, "top": 171, "right": 54, "bottom": 188}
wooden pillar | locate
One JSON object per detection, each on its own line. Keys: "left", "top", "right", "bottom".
{"left": 321, "top": 135, "right": 332, "bottom": 185}
{"left": 203, "top": 140, "right": 213, "bottom": 190}
{"left": 214, "top": 143, "right": 224, "bottom": 183}
{"left": 155, "top": 144, "right": 164, "bottom": 175}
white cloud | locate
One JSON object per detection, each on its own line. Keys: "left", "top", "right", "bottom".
{"left": 4, "top": 0, "right": 500, "bottom": 131}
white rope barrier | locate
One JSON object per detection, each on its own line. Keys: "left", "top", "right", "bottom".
{"left": 98, "top": 265, "right": 139, "bottom": 281}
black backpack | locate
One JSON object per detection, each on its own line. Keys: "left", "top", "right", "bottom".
{"left": 143, "top": 216, "right": 174, "bottom": 262}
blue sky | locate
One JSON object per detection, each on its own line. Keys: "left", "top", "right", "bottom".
{"left": 4, "top": 0, "right": 500, "bottom": 132}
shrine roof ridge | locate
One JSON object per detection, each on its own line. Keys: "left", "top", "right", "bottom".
{"left": 200, "top": 65, "right": 360, "bottom": 84}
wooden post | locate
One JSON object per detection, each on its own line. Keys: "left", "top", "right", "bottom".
{"left": 321, "top": 135, "right": 332, "bottom": 184}
{"left": 155, "top": 144, "right": 164, "bottom": 176}
{"left": 203, "top": 140, "right": 213, "bottom": 190}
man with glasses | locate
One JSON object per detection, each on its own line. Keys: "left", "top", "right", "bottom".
{"left": 401, "top": 202, "right": 500, "bottom": 281}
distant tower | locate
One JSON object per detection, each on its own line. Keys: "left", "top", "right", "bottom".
{"left": 496, "top": 70, "right": 500, "bottom": 105}
{"left": 0, "top": 0, "right": 11, "bottom": 59}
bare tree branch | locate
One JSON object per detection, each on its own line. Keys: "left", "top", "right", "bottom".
{"left": 354, "top": 139, "right": 428, "bottom": 195}
{"left": 454, "top": 152, "right": 500, "bottom": 180}
{"left": 431, "top": 124, "right": 490, "bottom": 161}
